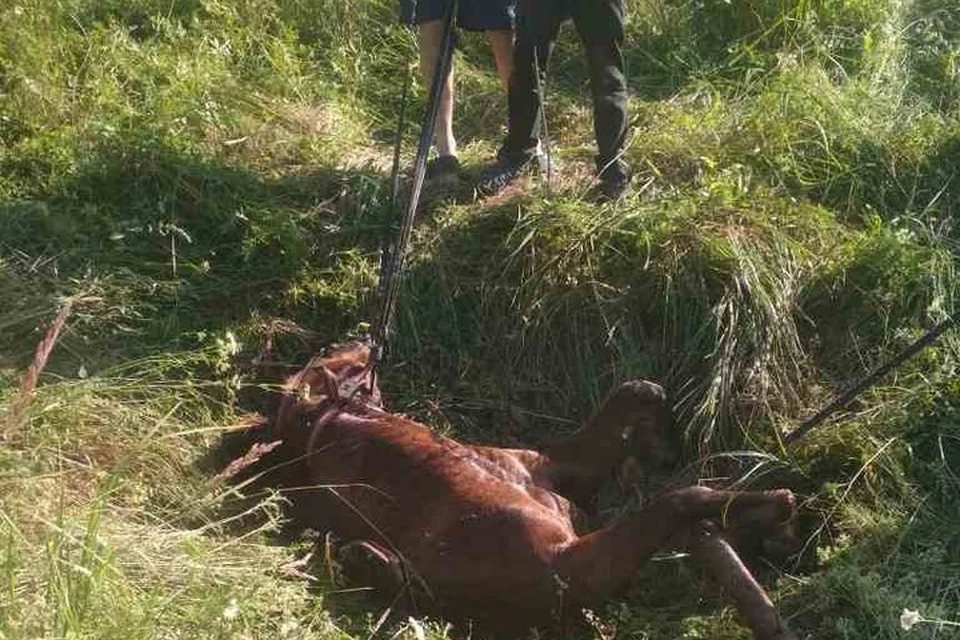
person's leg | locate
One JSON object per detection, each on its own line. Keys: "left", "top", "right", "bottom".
{"left": 418, "top": 19, "right": 457, "bottom": 159}
{"left": 486, "top": 29, "right": 514, "bottom": 89}
{"left": 457, "top": 0, "right": 514, "bottom": 89}
{"left": 477, "top": 0, "right": 563, "bottom": 195}
{"left": 570, "top": 0, "right": 630, "bottom": 188}
{"left": 504, "top": 0, "right": 563, "bottom": 160}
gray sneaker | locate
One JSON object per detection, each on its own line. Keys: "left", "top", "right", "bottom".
{"left": 592, "top": 171, "right": 631, "bottom": 203}
{"left": 476, "top": 149, "right": 547, "bottom": 197}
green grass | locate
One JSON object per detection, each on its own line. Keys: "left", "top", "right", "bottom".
{"left": 2, "top": 0, "right": 960, "bottom": 638}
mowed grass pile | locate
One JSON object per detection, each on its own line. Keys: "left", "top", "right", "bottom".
{"left": 1, "top": 0, "right": 959, "bottom": 637}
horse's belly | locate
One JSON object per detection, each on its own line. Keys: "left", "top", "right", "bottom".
{"left": 303, "top": 417, "right": 579, "bottom": 548}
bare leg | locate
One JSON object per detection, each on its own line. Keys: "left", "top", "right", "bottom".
{"left": 418, "top": 20, "right": 456, "bottom": 158}
{"left": 690, "top": 522, "right": 798, "bottom": 640}
{"left": 487, "top": 30, "right": 515, "bottom": 89}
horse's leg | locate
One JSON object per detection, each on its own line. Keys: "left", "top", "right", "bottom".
{"left": 337, "top": 540, "right": 405, "bottom": 593}
{"left": 541, "top": 380, "right": 675, "bottom": 508}
{"left": 690, "top": 521, "right": 798, "bottom": 640}
{"left": 551, "top": 487, "right": 795, "bottom": 611}
{"left": 458, "top": 380, "right": 673, "bottom": 510}
{"left": 335, "top": 539, "right": 440, "bottom": 622}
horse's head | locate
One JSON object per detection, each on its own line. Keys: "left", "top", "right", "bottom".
{"left": 274, "top": 341, "right": 382, "bottom": 436}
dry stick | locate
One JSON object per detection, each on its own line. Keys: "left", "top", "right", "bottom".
{"left": 3, "top": 299, "right": 76, "bottom": 438}
{"left": 691, "top": 521, "right": 798, "bottom": 640}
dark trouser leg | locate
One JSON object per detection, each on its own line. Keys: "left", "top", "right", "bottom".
{"left": 503, "top": 0, "right": 564, "bottom": 160}
{"left": 570, "top": 0, "right": 629, "bottom": 180}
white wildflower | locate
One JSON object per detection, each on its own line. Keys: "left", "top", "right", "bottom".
{"left": 221, "top": 331, "right": 240, "bottom": 356}
{"left": 279, "top": 619, "right": 298, "bottom": 636}
{"left": 222, "top": 598, "right": 240, "bottom": 621}
{"left": 900, "top": 608, "right": 922, "bottom": 631}
{"left": 776, "top": 51, "right": 798, "bottom": 69}
{"left": 407, "top": 617, "right": 426, "bottom": 640}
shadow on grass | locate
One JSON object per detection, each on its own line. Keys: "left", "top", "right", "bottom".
{"left": 68, "top": 0, "right": 205, "bottom": 41}
{"left": 783, "top": 131, "right": 960, "bottom": 224}
{"left": 0, "top": 139, "right": 398, "bottom": 368}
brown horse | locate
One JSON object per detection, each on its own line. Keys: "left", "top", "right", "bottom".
{"left": 222, "top": 342, "right": 797, "bottom": 639}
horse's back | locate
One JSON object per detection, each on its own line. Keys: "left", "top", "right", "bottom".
{"left": 304, "top": 412, "right": 578, "bottom": 560}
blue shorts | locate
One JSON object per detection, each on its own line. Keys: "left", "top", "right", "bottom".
{"left": 400, "top": 0, "right": 516, "bottom": 31}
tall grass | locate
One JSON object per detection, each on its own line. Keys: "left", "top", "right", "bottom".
{"left": 1, "top": 0, "right": 959, "bottom": 637}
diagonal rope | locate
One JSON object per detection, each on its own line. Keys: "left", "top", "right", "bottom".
{"left": 785, "top": 316, "right": 955, "bottom": 445}
{"left": 371, "top": 0, "right": 460, "bottom": 370}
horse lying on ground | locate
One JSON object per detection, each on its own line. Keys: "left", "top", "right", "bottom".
{"left": 220, "top": 342, "right": 798, "bottom": 639}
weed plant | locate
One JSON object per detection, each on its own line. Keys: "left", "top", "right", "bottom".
{"left": 1, "top": 0, "right": 959, "bottom": 638}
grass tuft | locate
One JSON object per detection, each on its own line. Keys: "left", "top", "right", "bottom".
{"left": 1, "top": 0, "right": 959, "bottom": 637}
